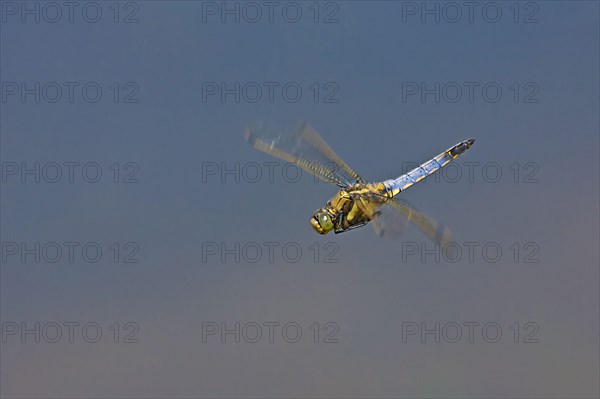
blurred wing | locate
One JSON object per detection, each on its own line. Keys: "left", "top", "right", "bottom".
{"left": 369, "top": 203, "right": 409, "bottom": 238}
{"left": 353, "top": 195, "right": 404, "bottom": 237}
{"left": 356, "top": 194, "right": 452, "bottom": 246}
{"left": 244, "top": 121, "right": 364, "bottom": 188}
{"left": 380, "top": 197, "right": 452, "bottom": 246}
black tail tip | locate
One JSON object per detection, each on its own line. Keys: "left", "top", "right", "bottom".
{"left": 466, "top": 138, "right": 475, "bottom": 147}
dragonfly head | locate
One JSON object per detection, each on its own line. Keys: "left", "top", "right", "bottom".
{"left": 311, "top": 208, "right": 335, "bottom": 234}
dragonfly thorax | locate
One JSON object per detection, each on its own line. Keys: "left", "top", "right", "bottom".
{"left": 310, "top": 188, "right": 370, "bottom": 235}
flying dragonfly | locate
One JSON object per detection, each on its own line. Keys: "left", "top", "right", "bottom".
{"left": 244, "top": 121, "right": 475, "bottom": 245}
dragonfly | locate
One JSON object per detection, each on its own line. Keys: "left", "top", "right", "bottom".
{"left": 244, "top": 121, "right": 475, "bottom": 245}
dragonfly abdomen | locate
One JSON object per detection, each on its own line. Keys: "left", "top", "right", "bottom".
{"left": 381, "top": 138, "right": 475, "bottom": 198}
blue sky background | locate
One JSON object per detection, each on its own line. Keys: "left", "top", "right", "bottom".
{"left": 1, "top": 1, "right": 599, "bottom": 397}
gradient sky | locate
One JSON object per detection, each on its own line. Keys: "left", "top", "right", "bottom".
{"left": 1, "top": 1, "right": 599, "bottom": 398}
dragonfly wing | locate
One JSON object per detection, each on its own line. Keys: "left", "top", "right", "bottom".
{"left": 356, "top": 192, "right": 452, "bottom": 246}
{"left": 352, "top": 195, "right": 401, "bottom": 237}
{"left": 380, "top": 196, "right": 452, "bottom": 246}
{"left": 370, "top": 205, "right": 409, "bottom": 238}
{"left": 353, "top": 194, "right": 407, "bottom": 238}
{"left": 244, "top": 121, "right": 364, "bottom": 188}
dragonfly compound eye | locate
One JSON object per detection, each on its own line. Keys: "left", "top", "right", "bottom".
{"left": 318, "top": 212, "right": 334, "bottom": 232}
{"left": 310, "top": 210, "right": 334, "bottom": 234}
